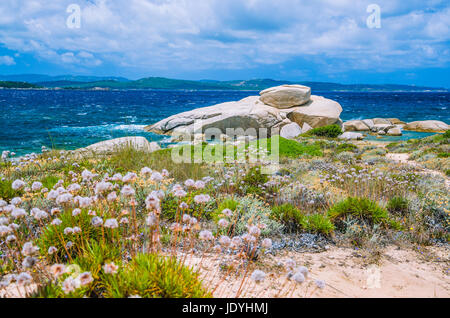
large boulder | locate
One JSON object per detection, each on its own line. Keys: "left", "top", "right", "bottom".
{"left": 404, "top": 120, "right": 449, "bottom": 133}
{"left": 259, "top": 85, "right": 311, "bottom": 109}
{"left": 343, "top": 120, "right": 370, "bottom": 131}
{"left": 78, "top": 137, "right": 160, "bottom": 155}
{"left": 146, "top": 96, "right": 284, "bottom": 137}
{"left": 386, "top": 127, "right": 402, "bottom": 136}
{"left": 286, "top": 95, "right": 343, "bottom": 128}
{"left": 280, "top": 122, "right": 302, "bottom": 139}
{"left": 373, "top": 118, "right": 392, "bottom": 125}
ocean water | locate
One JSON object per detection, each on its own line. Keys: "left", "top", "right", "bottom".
{"left": 0, "top": 90, "right": 449, "bottom": 156}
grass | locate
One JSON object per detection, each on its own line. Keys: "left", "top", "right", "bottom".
{"left": 252, "top": 136, "right": 323, "bottom": 158}
{"left": 271, "top": 203, "right": 305, "bottom": 232}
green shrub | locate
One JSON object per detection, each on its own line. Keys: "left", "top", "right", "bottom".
{"left": 103, "top": 253, "right": 210, "bottom": 298}
{"left": 211, "top": 197, "right": 239, "bottom": 222}
{"left": 387, "top": 196, "right": 409, "bottom": 215}
{"left": 304, "top": 124, "right": 342, "bottom": 138}
{"left": 161, "top": 190, "right": 216, "bottom": 221}
{"left": 271, "top": 204, "right": 305, "bottom": 232}
{"left": 437, "top": 152, "right": 450, "bottom": 158}
{"left": 303, "top": 214, "right": 335, "bottom": 235}
{"left": 443, "top": 130, "right": 450, "bottom": 139}
{"left": 240, "top": 166, "right": 268, "bottom": 195}
{"left": 328, "top": 197, "right": 389, "bottom": 229}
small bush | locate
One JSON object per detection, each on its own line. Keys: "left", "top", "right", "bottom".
{"left": 103, "top": 253, "right": 210, "bottom": 298}
{"left": 304, "top": 124, "right": 342, "bottom": 138}
{"left": 328, "top": 197, "right": 389, "bottom": 230}
{"left": 387, "top": 196, "right": 409, "bottom": 215}
{"left": 211, "top": 197, "right": 239, "bottom": 222}
{"left": 443, "top": 130, "right": 450, "bottom": 139}
{"left": 336, "top": 143, "right": 358, "bottom": 154}
{"left": 303, "top": 214, "right": 335, "bottom": 235}
{"left": 271, "top": 204, "right": 305, "bottom": 232}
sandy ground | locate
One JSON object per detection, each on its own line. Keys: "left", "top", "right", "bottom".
{"left": 1, "top": 245, "right": 448, "bottom": 298}
{"left": 187, "top": 245, "right": 449, "bottom": 298}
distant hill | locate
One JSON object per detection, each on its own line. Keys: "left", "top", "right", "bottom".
{"left": 0, "top": 81, "right": 41, "bottom": 89}
{"left": 59, "top": 77, "right": 449, "bottom": 92}
{"left": 0, "top": 74, "right": 130, "bottom": 83}
{"left": 0, "top": 74, "right": 448, "bottom": 92}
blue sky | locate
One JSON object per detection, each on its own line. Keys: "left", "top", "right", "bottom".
{"left": 0, "top": 0, "right": 449, "bottom": 87}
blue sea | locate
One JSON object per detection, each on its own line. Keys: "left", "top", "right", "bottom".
{"left": 0, "top": 89, "right": 449, "bottom": 156}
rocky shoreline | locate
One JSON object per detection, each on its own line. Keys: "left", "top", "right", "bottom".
{"left": 145, "top": 84, "right": 449, "bottom": 143}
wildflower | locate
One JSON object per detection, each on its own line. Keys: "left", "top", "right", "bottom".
{"left": 261, "top": 238, "right": 272, "bottom": 249}
{"left": 22, "top": 256, "right": 37, "bottom": 268}
{"left": 12, "top": 180, "right": 25, "bottom": 190}
{"left": 145, "top": 193, "right": 160, "bottom": 211}
{"left": 81, "top": 169, "right": 95, "bottom": 181}
{"left": 122, "top": 172, "right": 138, "bottom": 183}
{"left": 107, "top": 191, "right": 118, "bottom": 202}
{"left": 242, "top": 233, "right": 257, "bottom": 243}
{"left": 315, "top": 279, "right": 326, "bottom": 289}
{"left": 150, "top": 171, "right": 163, "bottom": 182}
{"left": 6, "top": 235, "right": 16, "bottom": 243}
{"left": 0, "top": 199, "right": 6, "bottom": 208}
{"left": 73, "top": 227, "right": 81, "bottom": 234}
{"left": 199, "top": 230, "right": 214, "bottom": 241}
{"left": 66, "top": 241, "right": 73, "bottom": 249}
{"left": 22, "top": 242, "right": 39, "bottom": 256}
{"left": 72, "top": 208, "right": 81, "bottom": 217}
{"left": 56, "top": 193, "right": 73, "bottom": 205}
{"left": 250, "top": 270, "right": 266, "bottom": 283}
{"left": 194, "top": 194, "right": 210, "bottom": 204}
{"left": 219, "top": 235, "right": 231, "bottom": 247}
{"left": 120, "top": 217, "right": 129, "bottom": 225}
{"left": 140, "top": 167, "right": 152, "bottom": 176}
{"left": 222, "top": 209, "right": 233, "bottom": 217}
{"left": 231, "top": 236, "right": 242, "bottom": 247}
{"left": 78, "top": 272, "right": 94, "bottom": 286}
{"left": 104, "top": 218, "right": 119, "bottom": 229}
{"left": 95, "top": 181, "right": 113, "bottom": 194}
{"left": 146, "top": 213, "right": 158, "bottom": 228}
{"left": 218, "top": 219, "right": 229, "bottom": 228}
{"left": 179, "top": 202, "right": 189, "bottom": 210}
{"left": 174, "top": 189, "right": 187, "bottom": 198}
{"left": 64, "top": 227, "right": 74, "bottom": 235}
{"left": 182, "top": 214, "right": 191, "bottom": 223}
{"left": 11, "top": 208, "right": 27, "bottom": 219}
{"left": 129, "top": 295, "right": 142, "bottom": 298}
{"left": 291, "top": 272, "right": 305, "bottom": 284}
{"left": 16, "top": 273, "right": 32, "bottom": 286}
{"left": 51, "top": 208, "right": 61, "bottom": 216}
{"left": 51, "top": 218, "right": 62, "bottom": 226}
{"left": 194, "top": 180, "right": 205, "bottom": 189}
{"left": 47, "top": 189, "right": 59, "bottom": 200}
{"left": 11, "top": 197, "right": 22, "bottom": 206}
{"left": 91, "top": 216, "right": 103, "bottom": 227}
{"left": 189, "top": 217, "right": 198, "bottom": 226}
{"left": 184, "top": 179, "right": 195, "bottom": 188}
{"left": 48, "top": 246, "right": 58, "bottom": 255}
{"left": 121, "top": 185, "right": 135, "bottom": 197}
{"left": 112, "top": 173, "right": 123, "bottom": 181}
{"left": 0, "top": 225, "right": 11, "bottom": 237}
{"left": 77, "top": 196, "right": 93, "bottom": 208}
{"left": 31, "top": 181, "right": 43, "bottom": 191}
{"left": 103, "top": 262, "right": 119, "bottom": 275}
{"left": 248, "top": 225, "right": 261, "bottom": 237}
{"left": 50, "top": 264, "right": 66, "bottom": 278}
{"left": 0, "top": 216, "right": 8, "bottom": 225}
{"left": 62, "top": 277, "right": 81, "bottom": 294}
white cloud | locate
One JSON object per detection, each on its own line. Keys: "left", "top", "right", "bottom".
{"left": 0, "top": 0, "right": 448, "bottom": 74}
{"left": 0, "top": 55, "right": 15, "bottom": 65}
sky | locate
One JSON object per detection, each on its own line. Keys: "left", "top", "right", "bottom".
{"left": 0, "top": 0, "right": 449, "bottom": 87}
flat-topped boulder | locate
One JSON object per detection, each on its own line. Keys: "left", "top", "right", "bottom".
{"left": 259, "top": 84, "right": 311, "bottom": 109}
{"left": 280, "top": 122, "right": 302, "bottom": 139}
{"left": 77, "top": 137, "right": 160, "bottom": 155}
{"left": 145, "top": 85, "right": 343, "bottom": 138}
{"left": 343, "top": 120, "right": 370, "bottom": 132}
{"left": 404, "top": 120, "right": 449, "bottom": 133}
{"left": 339, "top": 132, "right": 364, "bottom": 140}
{"left": 286, "top": 95, "right": 343, "bottom": 128}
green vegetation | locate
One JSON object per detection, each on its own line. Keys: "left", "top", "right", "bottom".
{"left": 304, "top": 125, "right": 342, "bottom": 138}
{"left": 328, "top": 197, "right": 389, "bottom": 227}
{"left": 387, "top": 196, "right": 409, "bottom": 215}
{"left": 0, "top": 81, "right": 41, "bottom": 89}
{"left": 271, "top": 204, "right": 305, "bottom": 232}
{"left": 303, "top": 214, "right": 335, "bottom": 236}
